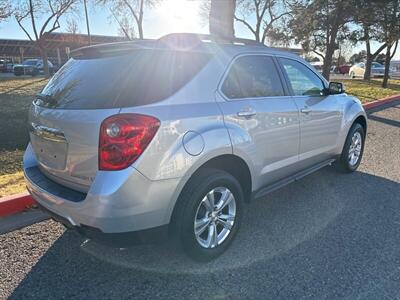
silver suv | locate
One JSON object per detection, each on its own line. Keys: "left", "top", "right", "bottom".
{"left": 24, "top": 34, "right": 367, "bottom": 261}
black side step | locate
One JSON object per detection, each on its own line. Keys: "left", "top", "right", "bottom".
{"left": 252, "top": 159, "right": 336, "bottom": 200}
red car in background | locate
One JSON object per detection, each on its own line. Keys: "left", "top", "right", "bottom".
{"left": 337, "top": 65, "right": 350, "bottom": 75}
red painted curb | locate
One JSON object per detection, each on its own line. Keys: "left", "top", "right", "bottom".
{"left": 363, "top": 94, "right": 400, "bottom": 110}
{"left": 0, "top": 94, "right": 399, "bottom": 219}
{"left": 0, "top": 192, "right": 35, "bottom": 218}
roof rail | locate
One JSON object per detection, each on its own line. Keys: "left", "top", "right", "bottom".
{"left": 158, "top": 33, "right": 265, "bottom": 47}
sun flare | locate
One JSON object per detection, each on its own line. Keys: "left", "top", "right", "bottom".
{"left": 156, "top": 0, "right": 202, "bottom": 33}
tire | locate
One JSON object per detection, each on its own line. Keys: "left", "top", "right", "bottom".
{"left": 335, "top": 123, "right": 365, "bottom": 173}
{"left": 172, "top": 168, "right": 244, "bottom": 261}
{"left": 350, "top": 71, "right": 355, "bottom": 79}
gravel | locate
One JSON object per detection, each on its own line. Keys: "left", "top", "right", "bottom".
{"left": 1, "top": 102, "right": 399, "bottom": 299}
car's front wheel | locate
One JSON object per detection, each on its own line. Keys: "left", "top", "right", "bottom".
{"left": 173, "top": 169, "right": 243, "bottom": 261}
{"left": 335, "top": 123, "right": 365, "bottom": 172}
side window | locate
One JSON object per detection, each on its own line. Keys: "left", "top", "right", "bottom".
{"left": 221, "top": 55, "right": 284, "bottom": 99}
{"left": 279, "top": 58, "right": 325, "bottom": 96}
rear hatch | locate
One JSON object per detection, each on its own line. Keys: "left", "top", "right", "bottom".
{"left": 29, "top": 43, "right": 212, "bottom": 192}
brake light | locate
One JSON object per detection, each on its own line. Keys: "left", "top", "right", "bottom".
{"left": 99, "top": 114, "right": 160, "bottom": 171}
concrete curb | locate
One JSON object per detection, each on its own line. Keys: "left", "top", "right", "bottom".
{"left": 362, "top": 94, "right": 400, "bottom": 110}
{"left": 0, "top": 192, "right": 35, "bottom": 218}
{"left": 0, "top": 94, "right": 399, "bottom": 219}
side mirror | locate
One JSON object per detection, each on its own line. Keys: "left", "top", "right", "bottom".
{"left": 328, "top": 82, "right": 345, "bottom": 95}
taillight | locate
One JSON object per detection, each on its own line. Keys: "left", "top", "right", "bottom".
{"left": 99, "top": 114, "right": 160, "bottom": 171}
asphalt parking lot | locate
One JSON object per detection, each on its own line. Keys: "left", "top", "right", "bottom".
{"left": 1, "top": 101, "right": 399, "bottom": 299}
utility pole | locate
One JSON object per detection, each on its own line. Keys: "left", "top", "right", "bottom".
{"left": 83, "top": 0, "right": 91, "bottom": 45}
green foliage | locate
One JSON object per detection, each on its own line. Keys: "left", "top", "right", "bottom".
{"left": 289, "top": 0, "right": 354, "bottom": 56}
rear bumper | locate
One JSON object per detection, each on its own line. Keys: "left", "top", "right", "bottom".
{"left": 24, "top": 143, "right": 181, "bottom": 234}
{"left": 38, "top": 202, "right": 169, "bottom": 246}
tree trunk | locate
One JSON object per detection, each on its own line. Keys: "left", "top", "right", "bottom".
{"left": 382, "top": 43, "right": 392, "bottom": 88}
{"left": 321, "top": 25, "right": 339, "bottom": 81}
{"left": 39, "top": 45, "right": 50, "bottom": 79}
{"left": 209, "top": 0, "right": 236, "bottom": 40}
{"left": 138, "top": 22, "right": 143, "bottom": 39}
{"left": 322, "top": 52, "right": 333, "bottom": 81}
{"left": 364, "top": 53, "right": 373, "bottom": 81}
{"left": 365, "top": 42, "right": 387, "bottom": 81}
{"left": 138, "top": 0, "right": 144, "bottom": 39}
{"left": 322, "top": 43, "right": 336, "bottom": 80}
{"left": 364, "top": 40, "right": 372, "bottom": 80}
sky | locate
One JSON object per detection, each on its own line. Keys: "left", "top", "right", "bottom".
{"left": 0, "top": 0, "right": 399, "bottom": 60}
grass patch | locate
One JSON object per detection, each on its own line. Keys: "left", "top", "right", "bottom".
{"left": 0, "top": 77, "right": 48, "bottom": 150}
{"left": 0, "top": 77, "right": 48, "bottom": 196}
{"left": 0, "top": 171, "right": 25, "bottom": 197}
{"left": 340, "top": 78, "right": 400, "bottom": 103}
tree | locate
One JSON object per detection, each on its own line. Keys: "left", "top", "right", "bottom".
{"left": 110, "top": 10, "right": 136, "bottom": 40}
{"left": 376, "top": 0, "right": 400, "bottom": 88}
{"left": 0, "top": 1, "right": 11, "bottom": 21}
{"left": 99, "top": 0, "right": 161, "bottom": 39}
{"left": 376, "top": 53, "right": 386, "bottom": 64}
{"left": 209, "top": 0, "right": 236, "bottom": 39}
{"left": 14, "top": 0, "right": 76, "bottom": 78}
{"left": 349, "top": 50, "right": 367, "bottom": 64}
{"left": 234, "top": 0, "right": 291, "bottom": 44}
{"left": 351, "top": 0, "right": 387, "bottom": 80}
{"left": 289, "top": 0, "right": 355, "bottom": 80}
{"left": 66, "top": 17, "right": 79, "bottom": 35}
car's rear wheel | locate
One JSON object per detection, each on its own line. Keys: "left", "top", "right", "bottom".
{"left": 350, "top": 71, "right": 355, "bottom": 78}
{"left": 173, "top": 168, "right": 243, "bottom": 261}
{"left": 335, "top": 123, "right": 365, "bottom": 172}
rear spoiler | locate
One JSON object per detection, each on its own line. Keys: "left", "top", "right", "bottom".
{"left": 70, "top": 41, "right": 154, "bottom": 59}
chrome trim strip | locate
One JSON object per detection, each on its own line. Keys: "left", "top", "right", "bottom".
{"left": 29, "top": 123, "right": 66, "bottom": 143}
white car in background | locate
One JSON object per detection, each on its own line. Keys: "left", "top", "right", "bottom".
{"left": 349, "top": 62, "right": 394, "bottom": 78}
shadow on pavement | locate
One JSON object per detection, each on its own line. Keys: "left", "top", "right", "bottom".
{"left": 9, "top": 167, "right": 400, "bottom": 298}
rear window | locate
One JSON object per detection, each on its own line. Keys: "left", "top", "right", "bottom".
{"left": 37, "top": 49, "right": 211, "bottom": 109}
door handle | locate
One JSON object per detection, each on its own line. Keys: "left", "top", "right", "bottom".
{"left": 301, "top": 107, "right": 312, "bottom": 114}
{"left": 237, "top": 110, "right": 257, "bottom": 118}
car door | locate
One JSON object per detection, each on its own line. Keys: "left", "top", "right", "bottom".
{"left": 216, "top": 54, "right": 300, "bottom": 190}
{"left": 277, "top": 57, "right": 342, "bottom": 167}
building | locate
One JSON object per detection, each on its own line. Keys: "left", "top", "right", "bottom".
{"left": 0, "top": 32, "right": 128, "bottom": 66}
{"left": 0, "top": 32, "right": 304, "bottom": 69}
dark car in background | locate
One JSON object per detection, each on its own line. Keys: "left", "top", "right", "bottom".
{"left": 13, "top": 59, "right": 54, "bottom": 76}
{"left": 0, "top": 59, "right": 13, "bottom": 72}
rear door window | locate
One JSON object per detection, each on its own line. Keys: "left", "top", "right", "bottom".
{"left": 38, "top": 50, "right": 211, "bottom": 109}
{"left": 221, "top": 55, "right": 284, "bottom": 99}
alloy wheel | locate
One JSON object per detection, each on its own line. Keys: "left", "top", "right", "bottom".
{"left": 194, "top": 187, "right": 236, "bottom": 249}
{"left": 348, "top": 131, "right": 362, "bottom": 166}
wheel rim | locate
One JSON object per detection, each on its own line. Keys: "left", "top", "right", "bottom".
{"left": 348, "top": 131, "right": 362, "bottom": 166}
{"left": 194, "top": 187, "right": 236, "bottom": 249}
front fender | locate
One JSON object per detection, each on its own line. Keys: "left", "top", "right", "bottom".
{"left": 336, "top": 96, "right": 367, "bottom": 153}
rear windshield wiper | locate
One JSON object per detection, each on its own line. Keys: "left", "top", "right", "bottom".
{"left": 36, "top": 93, "right": 57, "bottom": 106}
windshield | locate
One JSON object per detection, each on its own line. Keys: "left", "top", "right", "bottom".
{"left": 372, "top": 62, "right": 383, "bottom": 68}
{"left": 23, "top": 59, "right": 39, "bottom": 66}
{"left": 38, "top": 49, "right": 211, "bottom": 109}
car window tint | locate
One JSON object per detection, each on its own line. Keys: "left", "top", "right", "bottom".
{"left": 221, "top": 55, "right": 284, "bottom": 99}
{"left": 38, "top": 50, "right": 211, "bottom": 109}
{"left": 279, "top": 58, "right": 325, "bottom": 96}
